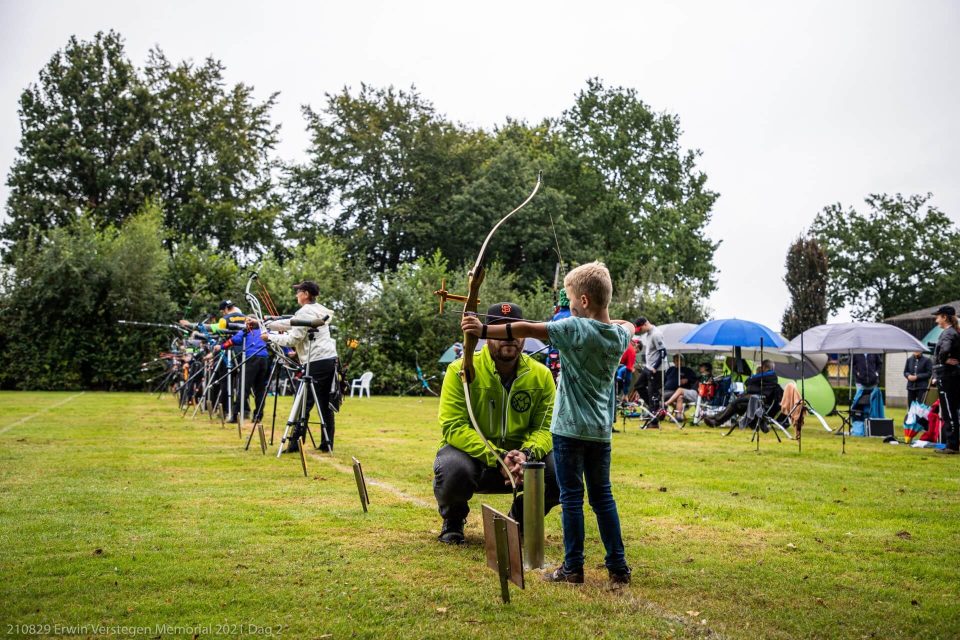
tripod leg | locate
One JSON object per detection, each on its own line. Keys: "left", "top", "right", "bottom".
{"left": 277, "top": 379, "right": 306, "bottom": 458}
{"left": 771, "top": 421, "right": 783, "bottom": 443}
{"left": 244, "top": 420, "right": 258, "bottom": 451}
{"left": 298, "top": 438, "right": 308, "bottom": 477}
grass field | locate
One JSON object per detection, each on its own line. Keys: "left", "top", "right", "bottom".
{"left": 1, "top": 391, "right": 958, "bottom": 639}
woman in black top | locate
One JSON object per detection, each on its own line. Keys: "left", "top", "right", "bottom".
{"left": 903, "top": 351, "right": 933, "bottom": 407}
{"left": 932, "top": 305, "right": 960, "bottom": 453}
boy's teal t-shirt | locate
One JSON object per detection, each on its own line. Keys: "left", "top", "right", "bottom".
{"left": 546, "top": 316, "right": 631, "bottom": 442}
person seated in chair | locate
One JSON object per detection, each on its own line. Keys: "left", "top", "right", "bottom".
{"left": 653, "top": 355, "right": 696, "bottom": 420}
{"left": 703, "top": 360, "right": 779, "bottom": 428}
{"left": 664, "top": 361, "right": 712, "bottom": 418}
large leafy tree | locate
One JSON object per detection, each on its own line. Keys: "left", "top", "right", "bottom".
{"left": 288, "top": 84, "right": 492, "bottom": 272}
{"left": 142, "top": 49, "right": 281, "bottom": 251}
{"left": 811, "top": 193, "right": 960, "bottom": 320}
{"left": 557, "top": 78, "right": 720, "bottom": 296}
{"left": 3, "top": 31, "right": 282, "bottom": 255}
{"left": 4, "top": 31, "right": 154, "bottom": 244}
{"left": 781, "top": 235, "right": 829, "bottom": 339}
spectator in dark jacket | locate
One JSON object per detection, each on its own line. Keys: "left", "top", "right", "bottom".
{"left": 703, "top": 360, "right": 779, "bottom": 427}
{"left": 662, "top": 355, "right": 696, "bottom": 395}
{"left": 852, "top": 353, "right": 882, "bottom": 388}
{"left": 903, "top": 351, "right": 933, "bottom": 406}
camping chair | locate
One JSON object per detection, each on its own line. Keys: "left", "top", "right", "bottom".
{"left": 725, "top": 385, "right": 791, "bottom": 442}
{"left": 692, "top": 376, "right": 729, "bottom": 425}
{"left": 350, "top": 371, "right": 374, "bottom": 398}
{"left": 618, "top": 398, "right": 657, "bottom": 432}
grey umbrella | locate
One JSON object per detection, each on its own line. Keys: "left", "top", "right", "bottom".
{"left": 780, "top": 322, "right": 927, "bottom": 355}
{"left": 780, "top": 322, "right": 927, "bottom": 453}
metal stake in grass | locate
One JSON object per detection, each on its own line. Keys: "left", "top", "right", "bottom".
{"left": 494, "top": 516, "right": 511, "bottom": 603}
{"left": 352, "top": 457, "right": 370, "bottom": 512}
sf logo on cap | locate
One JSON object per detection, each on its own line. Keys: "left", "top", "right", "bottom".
{"left": 501, "top": 304, "right": 512, "bottom": 316}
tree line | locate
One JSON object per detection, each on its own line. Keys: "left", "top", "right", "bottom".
{"left": 0, "top": 31, "right": 715, "bottom": 391}
{"left": 781, "top": 192, "right": 960, "bottom": 338}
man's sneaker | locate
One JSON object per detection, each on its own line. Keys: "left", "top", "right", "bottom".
{"left": 542, "top": 565, "right": 584, "bottom": 584}
{"left": 608, "top": 568, "right": 632, "bottom": 588}
{"left": 438, "top": 519, "right": 466, "bottom": 544}
{"left": 703, "top": 416, "right": 718, "bottom": 427}
{"left": 936, "top": 447, "right": 959, "bottom": 455}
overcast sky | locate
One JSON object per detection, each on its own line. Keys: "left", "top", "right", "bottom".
{"left": 2, "top": 0, "right": 958, "bottom": 327}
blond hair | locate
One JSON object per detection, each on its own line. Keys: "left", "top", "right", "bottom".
{"left": 564, "top": 261, "right": 613, "bottom": 309}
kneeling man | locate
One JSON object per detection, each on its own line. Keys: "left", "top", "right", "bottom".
{"left": 434, "top": 302, "right": 560, "bottom": 544}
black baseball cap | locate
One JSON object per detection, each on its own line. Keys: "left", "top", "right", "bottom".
{"left": 932, "top": 305, "right": 956, "bottom": 316}
{"left": 487, "top": 302, "right": 524, "bottom": 325}
{"left": 634, "top": 317, "right": 648, "bottom": 332}
{"left": 218, "top": 300, "right": 233, "bottom": 310}
{"left": 292, "top": 281, "right": 320, "bottom": 297}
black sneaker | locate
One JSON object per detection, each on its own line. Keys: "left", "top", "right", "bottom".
{"left": 608, "top": 568, "right": 632, "bottom": 588}
{"left": 542, "top": 565, "right": 584, "bottom": 584}
{"left": 438, "top": 519, "right": 466, "bottom": 544}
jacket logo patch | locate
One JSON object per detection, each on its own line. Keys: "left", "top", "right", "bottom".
{"left": 511, "top": 390, "right": 532, "bottom": 413}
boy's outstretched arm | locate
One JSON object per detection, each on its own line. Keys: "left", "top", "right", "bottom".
{"left": 612, "top": 319, "right": 636, "bottom": 334}
{"left": 461, "top": 315, "right": 550, "bottom": 342}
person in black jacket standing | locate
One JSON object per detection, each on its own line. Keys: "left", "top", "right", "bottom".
{"left": 903, "top": 351, "right": 933, "bottom": 407}
{"left": 932, "top": 305, "right": 960, "bottom": 454}
{"left": 852, "top": 353, "right": 883, "bottom": 389}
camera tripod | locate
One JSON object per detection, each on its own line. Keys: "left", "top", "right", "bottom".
{"left": 276, "top": 365, "right": 331, "bottom": 476}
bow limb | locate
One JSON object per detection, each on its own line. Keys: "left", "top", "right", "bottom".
{"left": 458, "top": 171, "right": 542, "bottom": 496}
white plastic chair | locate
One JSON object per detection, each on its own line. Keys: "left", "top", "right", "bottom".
{"left": 350, "top": 371, "right": 373, "bottom": 398}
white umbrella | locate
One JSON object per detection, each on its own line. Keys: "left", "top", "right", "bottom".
{"left": 781, "top": 322, "right": 927, "bottom": 355}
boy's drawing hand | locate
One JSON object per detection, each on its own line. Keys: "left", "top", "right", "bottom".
{"left": 461, "top": 314, "right": 483, "bottom": 336}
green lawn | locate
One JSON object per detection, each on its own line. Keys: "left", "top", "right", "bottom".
{"left": 0, "top": 392, "right": 958, "bottom": 639}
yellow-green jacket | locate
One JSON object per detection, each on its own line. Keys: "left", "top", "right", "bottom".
{"left": 438, "top": 347, "right": 555, "bottom": 467}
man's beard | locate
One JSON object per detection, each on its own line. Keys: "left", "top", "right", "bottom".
{"left": 490, "top": 341, "right": 522, "bottom": 364}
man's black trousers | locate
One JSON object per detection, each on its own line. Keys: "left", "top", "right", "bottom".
{"left": 713, "top": 396, "right": 751, "bottom": 425}
{"left": 907, "top": 388, "right": 927, "bottom": 407}
{"left": 938, "top": 376, "right": 960, "bottom": 451}
{"left": 433, "top": 444, "right": 560, "bottom": 524}
{"left": 239, "top": 356, "right": 269, "bottom": 423}
{"left": 300, "top": 357, "right": 337, "bottom": 450}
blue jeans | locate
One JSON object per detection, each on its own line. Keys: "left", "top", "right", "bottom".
{"left": 552, "top": 433, "right": 628, "bottom": 573}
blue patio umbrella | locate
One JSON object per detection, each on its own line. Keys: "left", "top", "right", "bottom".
{"left": 680, "top": 318, "right": 786, "bottom": 349}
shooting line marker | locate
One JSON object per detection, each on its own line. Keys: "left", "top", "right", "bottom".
{"left": 352, "top": 457, "right": 370, "bottom": 512}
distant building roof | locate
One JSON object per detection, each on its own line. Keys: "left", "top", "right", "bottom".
{"left": 884, "top": 300, "right": 960, "bottom": 339}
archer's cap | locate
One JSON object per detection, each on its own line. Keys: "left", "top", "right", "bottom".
{"left": 293, "top": 281, "right": 320, "bottom": 297}
{"left": 932, "top": 305, "right": 956, "bottom": 316}
{"left": 634, "top": 317, "right": 648, "bottom": 332}
{"left": 487, "top": 302, "right": 524, "bottom": 325}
